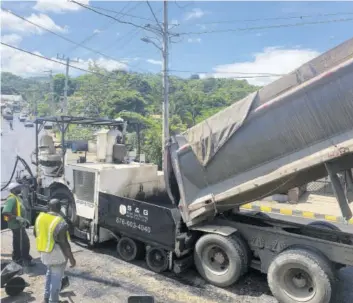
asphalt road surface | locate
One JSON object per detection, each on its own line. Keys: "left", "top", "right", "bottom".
{"left": 1, "top": 115, "right": 36, "bottom": 198}
{"left": 1, "top": 114, "right": 353, "bottom": 302}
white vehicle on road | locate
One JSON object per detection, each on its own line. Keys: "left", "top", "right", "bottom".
{"left": 24, "top": 119, "right": 34, "bottom": 127}
{"left": 19, "top": 114, "right": 28, "bottom": 122}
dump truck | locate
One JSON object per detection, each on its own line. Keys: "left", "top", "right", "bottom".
{"left": 5, "top": 37, "right": 353, "bottom": 303}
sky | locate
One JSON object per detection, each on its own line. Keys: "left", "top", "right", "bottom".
{"left": 1, "top": 0, "right": 353, "bottom": 86}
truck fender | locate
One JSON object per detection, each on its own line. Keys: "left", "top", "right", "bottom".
{"left": 191, "top": 224, "right": 238, "bottom": 237}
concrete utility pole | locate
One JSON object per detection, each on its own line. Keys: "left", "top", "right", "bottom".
{"left": 162, "top": 0, "right": 169, "bottom": 163}
{"left": 57, "top": 55, "right": 79, "bottom": 115}
{"left": 142, "top": 0, "right": 169, "bottom": 169}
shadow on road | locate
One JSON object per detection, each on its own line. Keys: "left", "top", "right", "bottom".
{"left": 60, "top": 290, "right": 76, "bottom": 303}
{"left": 66, "top": 270, "right": 121, "bottom": 288}
{"left": 1, "top": 291, "right": 36, "bottom": 303}
{"left": 86, "top": 239, "right": 273, "bottom": 301}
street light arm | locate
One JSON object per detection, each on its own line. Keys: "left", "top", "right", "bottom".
{"left": 141, "top": 37, "right": 162, "bottom": 52}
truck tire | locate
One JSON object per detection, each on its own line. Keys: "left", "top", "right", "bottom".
{"left": 194, "top": 234, "right": 246, "bottom": 287}
{"left": 268, "top": 248, "right": 335, "bottom": 303}
{"left": 117, "top": 237, "right": 143, "bottom": 262}
{"left": 146, "top": 247, "right": 169, "bottom": 273}
{"left": 50, "top": 187, "right": 78, "bottom": 229}
{"left": 308, "top": 221, "right": 341, "bottom": 231}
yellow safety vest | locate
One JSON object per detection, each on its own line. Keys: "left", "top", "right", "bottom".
{"left": 4, "top": 193, "right": 22, "bottom": 222}
{"left": 35, "top": 212, "right": 70, "bottom": 253}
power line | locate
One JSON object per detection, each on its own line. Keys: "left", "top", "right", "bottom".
{"left": 84, "top": 2, "right": 156, "bottom": 22}
{"left": 193, "top": 11, "right": 353, "bottom": 25}
{"left": 1, "top": 42, "right": 156, "bottom": 87}
{"left": 2, "top": 8, "right": 148, "bottom": 73}
{"left": 174, "top": 1, "right": 194, "bottom": 10}
{"left": 69, "top": 0, "right": 156, "bottom": 33}
{"left": 169, "top": 69, "right": 284, "bottom": 76}
{"left": 146, "top": 1, "right": 163, "bottom": 31}
{"left": 180, "top": 17, "right": 353, "bottom": 35}
{"left": 1, "top": 43, "right": 282, "bottom": 80}
{"left": 64, "top": 2, "right": 135, "bottom": 54}
{"left": 1, "top": 42, "right": 111, "bottom": 76}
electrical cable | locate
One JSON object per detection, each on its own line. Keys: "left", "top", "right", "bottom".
{"left": 2, "top": 43, "right": 283, "bottom": 82}
{"left": 193, "top": 11, "right": 353, "bottom": 25}
{"left": 179, "top": 17, "right": 353, "bottom": 35}
{"left": 169, "top": 69, "right": 284, "bottom": 76}
{"left": 64, "top": 2, "right": 141, "bottom": 55}
{"left": 70, "top": 0, "right": 157, "bottom": 33}
{"left": 146, "top": 1, "right": 163, "bottom": 31}
{"left": 82, "top": 2, "right": 156, "bottom": 22}
{"left": 2, "top": 8, "right": 149, "bottom": 73}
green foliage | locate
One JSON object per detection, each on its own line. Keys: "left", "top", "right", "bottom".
{"left": 66, "top": 125, "right": 95, "bottom": 141}
{"left": 1, "top": 70, "right": 260, "bottom": 168}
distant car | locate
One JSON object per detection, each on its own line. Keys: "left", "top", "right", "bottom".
{"left": 24, "top": 119, "right": 34, "bottom": 127}
{"left": 19, "top": 114, "right": 28, "bottom": 122}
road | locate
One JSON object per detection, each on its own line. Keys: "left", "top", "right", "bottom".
{"left": 1, "top": 114, "right": 353, "bottom": 303}
{"left": 1, "top": 115, "right": 35, "bottom": 199}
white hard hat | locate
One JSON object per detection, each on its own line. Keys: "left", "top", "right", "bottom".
{"left": 8, "top": 182, "right": 22, "bottom": 191}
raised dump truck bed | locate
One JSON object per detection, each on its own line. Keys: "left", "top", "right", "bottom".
{"left": 165, "top": 37, "right": 353, "bottom": 227}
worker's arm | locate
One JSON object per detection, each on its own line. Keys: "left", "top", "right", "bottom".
{"left": 2, "top": 197, "right": 16, "bottom": 219}
{"left": 55, "top": 222, "right": 76, "bottom": 267}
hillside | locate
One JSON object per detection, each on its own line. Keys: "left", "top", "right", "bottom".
{"left": 1, "top": 68, "right": 260, "bottom": 167}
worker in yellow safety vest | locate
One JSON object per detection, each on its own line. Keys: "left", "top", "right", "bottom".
{"left": 34, "top": 198, "right": 76, "bottom": 303}
{"left": 2, "top": 182, "right": 34, "bottom": 266}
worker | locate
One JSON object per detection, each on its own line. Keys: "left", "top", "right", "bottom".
{"left": 9, "top": 120, "right": 13, "bottom": 130}
{"left": 116, "top": 124, "right": 123, "bottom": 144}
{"left": 2, "top": 182, "right": 34, "bottom": 266}
{"left": 34, "top": 198, "right": 76, "bottom": 303}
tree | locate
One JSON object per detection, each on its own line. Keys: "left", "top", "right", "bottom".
{"left": 190, "top": 74, "right": 200, "bottom": 80}
{"left": 2, "top": 69, "right": 260, "bottom": 168}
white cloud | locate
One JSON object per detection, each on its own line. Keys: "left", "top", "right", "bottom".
{"left": 1, "top": 44, "right": 128, "bottom": 77}
{"left": 1, "top": 34, "right": 23, "bottom": 46}
{"left": 146, "top": 59, "right": 162, "bottom": 66}
{"left": 34, "top": 0, "right": 90, "bottom": 13}
{"left": 211, "top": 47, "right": 320, "bottom": 86}
{"left": 187, "top": 37, "right": 202, "bottom": 43}
{"left": 76, "top": 58, "right": 128, "bottom": 72}
{"left": 184, "top": 8, "right": 206, "bottom": 21}
{"left": 1, "top": 9, "right": 68, "bottom": 35}
{"left": 93, "top": 29, "right": 101, "bottom": 34}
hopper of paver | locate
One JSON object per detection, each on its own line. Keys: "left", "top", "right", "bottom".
{"left": 164, "top": 37, "right": 353, "bottom": 227}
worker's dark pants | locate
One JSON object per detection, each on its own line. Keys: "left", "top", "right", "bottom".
{"left": 12, "top": 227, "right": 32, "bottom": 263}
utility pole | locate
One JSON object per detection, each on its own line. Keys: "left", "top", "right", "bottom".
{"left": 142, "top": 0, "right": 170, "bottom": 169}
{"left": 162, "top": 0, "right": 169, "bottom": 166}
{"left": 57, "top": 55, "right": 79, "bottom": 115}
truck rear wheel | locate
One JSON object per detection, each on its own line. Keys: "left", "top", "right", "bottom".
{"left": 117, "top": 237, "right": 144, "bottom": 262}
{"left": 50, "top": 187, "right": 78, "bottom": 229}
{"left": 146, "top": 247, "right": 169, "bottom": 273}
{"left": 268, "top": 248, "right": 334, "bottom": 303}
{"left": 194, "top": 234, "right": 247, "bottom": 287}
